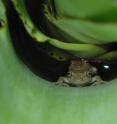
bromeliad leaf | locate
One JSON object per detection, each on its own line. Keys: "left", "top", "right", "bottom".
{"left": 11, "top": 0, "right": 117, "bottom": 60}
{"left": 44, "top": 0, "right": 117, "bottom": 44}
{"left": 11, "top": 0, "right": 108, "bottom": 58}
{"left": 48, "top": 18, "right": 117, "bottom": 44}
{"left": 52, "top": 0, "right": 117, "bottom": 19}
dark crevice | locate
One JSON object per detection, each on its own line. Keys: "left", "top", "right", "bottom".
{"left": 6, "top": 2, "right": 70, "bottom": 82}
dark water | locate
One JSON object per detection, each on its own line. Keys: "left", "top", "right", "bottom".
{"left": 6, "top": 1, "right": 70, "bottom": 82}
{"left": 91, "top": 61, "right": 117, "bottom": 81}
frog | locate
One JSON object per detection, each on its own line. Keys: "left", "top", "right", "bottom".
{"left": 56, "top": 59, "right": 104, "bottom": 87}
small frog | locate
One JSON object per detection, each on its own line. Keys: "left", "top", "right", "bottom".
{"left": 56, "top": 59, "right": 104, "bottom": 87}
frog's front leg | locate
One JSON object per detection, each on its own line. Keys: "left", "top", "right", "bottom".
{"left": 56, "top": 77, "right": 69, "bottom": 87}
{"left": 91, "top": 76, "right": 105, "bottom": 86}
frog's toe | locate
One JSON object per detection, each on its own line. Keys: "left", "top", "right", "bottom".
{"left": 91, "top": 76, "right": 105, "bottom": 86}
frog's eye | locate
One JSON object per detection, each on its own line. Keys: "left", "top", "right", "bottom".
{"left": 86, "top": 71, "right": 93, "bottom": 77}
{"left": 68, "top": 72, "right": 72, "bottom": 77}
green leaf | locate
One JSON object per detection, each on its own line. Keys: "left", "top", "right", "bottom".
{"left": 46, "top": 13, "right": 117, "bottom": 44}
{"left": 44, "top": 0, "right": 117, "bottom": 44}
{"left": 11, "top": 0, "right": 108, "bottom": 58}
{"left": 11, "top": 0, "right": 48, "bottom": 42}
{"left": 48, "top": 39, "right": 106, "bottom": 58}
{"left": 53, "top": 0, "right": 117, "bottom": 19}
{"left": 0, "top": 1, "right": 117, "bottom": 124}
{"left": 96, "top": 50, "right": 117, "bottom": 61}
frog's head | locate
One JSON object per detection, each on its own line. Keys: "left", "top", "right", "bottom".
{"left": 68, "top": 60, "right": 98, "bottom": 86}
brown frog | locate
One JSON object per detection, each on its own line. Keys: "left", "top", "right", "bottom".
{"left": 56, "top": 59, "right": 104, "bottom": 87}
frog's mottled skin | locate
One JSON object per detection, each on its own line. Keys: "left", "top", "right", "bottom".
{"left": 56, "top": 60, "right": 104, "bottom": 87}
